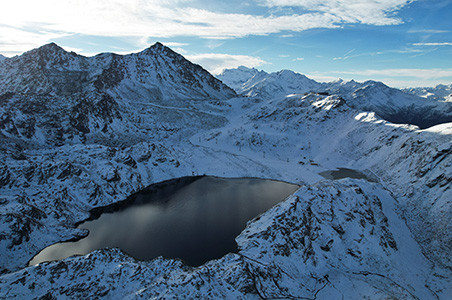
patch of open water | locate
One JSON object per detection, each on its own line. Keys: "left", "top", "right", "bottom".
{"left": 319, "top": 168, "right": 378, "bottom": 182}
{"left": 30, "top": 176, "right": 299, "bottom": 267}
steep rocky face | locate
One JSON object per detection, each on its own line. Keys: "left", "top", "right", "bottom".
{"left": 0, "top": 92, "right": 122, "bottom": 148}
{"left": 0, "top": 43, "right": 235, "bottom": 147}
{"left": 0, "top": 43, "right": 87, "bottom": 96}
{"left": 0, "top": 42, "right": 235, "bottom": 99}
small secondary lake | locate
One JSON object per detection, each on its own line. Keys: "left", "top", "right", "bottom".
{"left": 30, "top": 176, "right": 299, "bottom": 267}
{"left": 319, "top": 168, "right": 378, "bottom": 182}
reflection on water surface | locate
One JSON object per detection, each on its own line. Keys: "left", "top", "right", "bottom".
{"left": 30, "top": 176, "right": 299, "bottom": 266}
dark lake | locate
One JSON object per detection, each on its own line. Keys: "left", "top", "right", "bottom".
{"left": 319, "top": 168, "right": 378, "bottom": 182}
{"left": 30, "top": 176, "right": 299, "bottom": 267}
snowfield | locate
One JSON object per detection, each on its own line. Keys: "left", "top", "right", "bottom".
{"left": 0, "top": 43, "right": 451, "bottom": 299}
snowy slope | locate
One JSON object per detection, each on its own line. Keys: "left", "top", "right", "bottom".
{"left": 218, "top": 66, "right": 452, "bottom": 129}
{"left": 0, "top": 45, "right": 451, "bottom": 299}
{"left": 218, "top": 67, "right": 321, "bottom": 98}
{"left": 328, "top": 80, "right": 452, "bottom": 129}
{"left": 194, "top": 93, "right": 451, "bottom": 269}
{"left": 404, "top": 84, "right": 452, "bottom": 102}
{"left": 217, "top": 66, "right": 261, "bottom": 91}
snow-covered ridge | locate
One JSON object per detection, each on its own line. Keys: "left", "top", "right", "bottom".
{"left": 218, "top": 67, "right": 321, "bottom": 98}
{"left": 218, "top": 66, "right": 452, "bottom": 129}
{"left": 0, "top": 42, "right": 236, "bottom": 100}
{"left": 404, "top": 84, "right": 452, "bottom": 102}
{"left": 217, "top": 66, "right": 261, "bottom": 91}
{"left": 0, "top": 45, "right": 451, "bottom": 298}
{"left": 0, "top": 42, "right": 236, "bottom": 147}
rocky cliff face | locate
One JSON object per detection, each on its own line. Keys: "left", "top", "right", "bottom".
{"left": 0, "top": 45, "right": 450, "bottom": 298}
{"left": 0, "top": 42, "right": 235, "bottom": 147}
{"left": 0, "top": 42, "right": 235, "bottom": 99}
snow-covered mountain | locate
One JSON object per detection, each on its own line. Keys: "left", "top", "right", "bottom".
{"left": 0, "top": 43, "right": 235, "bottom": 147}
{"left": 0, "top": 42, "right": 235, "bottom": 100}
{"left": 217, "top": 67, "right": 321, "bottom": 98}
{"left": 218, "top": 66, "right": 452, "bottom": 129}
{"left": 404, "top": 84, "right": 452, "bottom": 102}
{"left": 217, "top": 66, "right": 261, "bottom": 91}
{"left": 0, "top": 45, "right": 451, "bottom": 299}
{"left": 327, "top": 79, "right": 452, "bottom": 129}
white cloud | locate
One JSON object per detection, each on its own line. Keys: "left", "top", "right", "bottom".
{"left": 413, "top": 42, "right": 452, "bottom": 46}
{"left": 333, "top": 48, "right": 356, "bottom": 60}
{"left": 205, "top": 40, "right": 225, "bottom": 50}
{"left": 186, "top": 53, "right": 267, "bottom": 74}
{"left": 162, "top": 42, "right": 188, "bottom": 47}
{"left": 294, "top": 57, "right": 304, "bottom": 61}
{"left": 0, "top": 26, "right": 68, "bottom": 56}
{"left": 172, "top": 48, "right": 188, "bottom": 54}
{"left": 378, "top": 78, "right": 452, "bottom": 88}
{"left": 260, "top": 0, "right": 415, "bottom": 25}
{"left": 59, "top": 46, "right": 84, "bottom": 54}
{"left": 333, "top": 68, "right": 452, "bottom": 79}
{"left": 408, "top": 29, "right": 450, "bottom": 34}
{"left": 161, "top": 42, "right": 188, "bottom": 54}
{"left": 0, "top": 0, "right": 414, "bottom": 55}
{"left": 0, "top": 1, "right": 339, "bottom": 39}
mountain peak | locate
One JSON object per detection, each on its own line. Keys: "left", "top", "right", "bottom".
{"left": 236, "top": 66, "right": 257, "bottom": 72}
{"left": 1, "top": 41, "right": 236, "bottom": 101}
{"left": 145, "top": 42, "right": 171, "bottom": 52}
{"left": 139, "top": 42, "right": 180, "bottom": 59}
{"left": 276, "top": 69, "right": 294, "bottom": 75}
{"left": 36, "top": 42, "right": 67, "bottom": 54}
{"left": 275, "top": 69, "right": 310, "bottom": 80}
{"left": 362, "top": 80, "right": 389, "bottom": 89}
{"left": 21, "top": 42, "right": 75, "bottom": 62}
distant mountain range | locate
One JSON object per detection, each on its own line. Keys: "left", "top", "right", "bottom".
{"left": 404, "top": 84, "right": 452, "bottom": 102}
{"left": 217, "top": 66, "right": 452, "bottom": 129}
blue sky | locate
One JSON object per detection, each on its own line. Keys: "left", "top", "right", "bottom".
{"left": 1, "top": 0, "right": 451, "bottom": 87}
